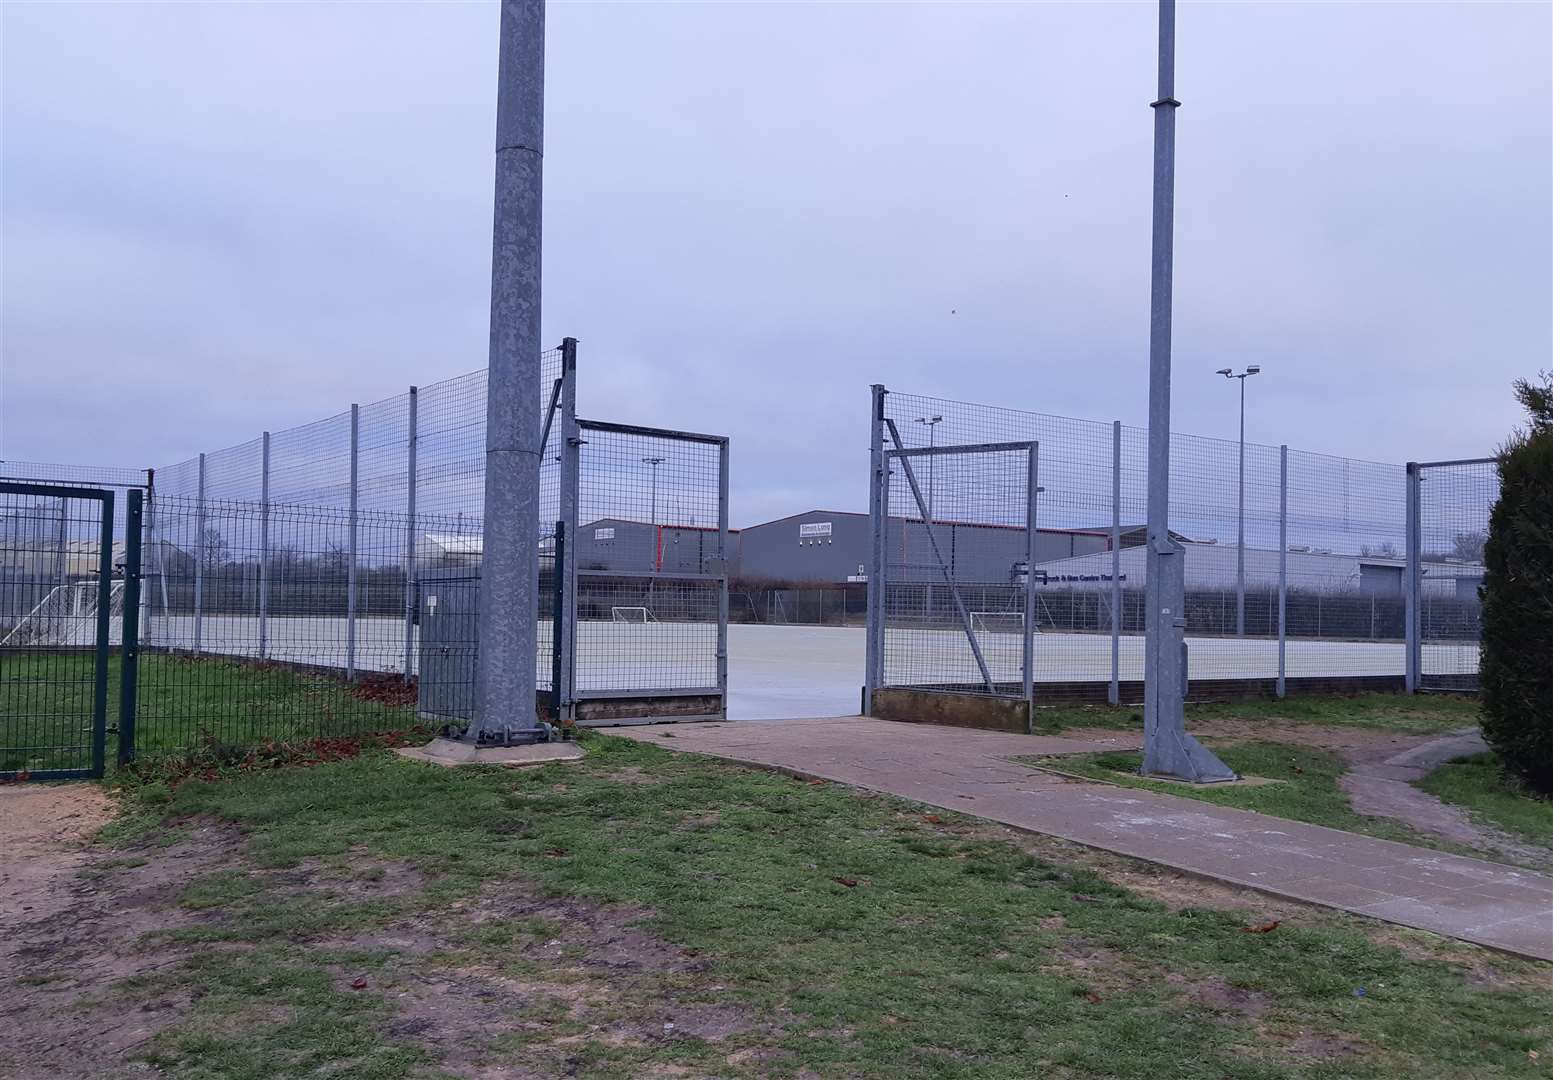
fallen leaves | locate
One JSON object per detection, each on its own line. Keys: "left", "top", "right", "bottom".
{"left": 1242, "top": 920, "right": 1281, "bottom": 934}
{"left": 349, "top": 977, "right": 368, "bottom": 990}
{"left": 832, "top": 877, "right": 859, "bottom": 888}
{"left": 921, "top": 814, "right": 943, "bottom": 824}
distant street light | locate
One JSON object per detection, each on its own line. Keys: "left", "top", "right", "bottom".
{"left": 1216, "top": 365, "right": 1262, "bottom": 636}
{"left": 642, "top": 456, "right": 666, "bottom": 573}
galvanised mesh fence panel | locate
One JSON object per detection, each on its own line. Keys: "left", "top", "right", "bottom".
{"left": 0, "top": 482, "right": 114, "bottom": 779}
{"left": 877, "top": 438, "right": 1036, "bottom": 699}
{"left": 571, "top": 420, "right": 729, "bottom": 708}
{"left": 1416, "top": 458, "right": 1497, "bottom": 691}
{"left": 872, "top": 385, "right": 1486, "bottom": 701}
{"left": 879, "top": 392, "right": 1107, "bottom": 692}
{"left": 136, "top": 493, "right": 480, "bottom": 755}
{"left": 1284, "top": 450, "right": 1408, "bottom": 682}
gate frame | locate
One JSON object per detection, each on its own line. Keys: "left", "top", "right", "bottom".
{"left": 1406, "top": 455, "right": 1498, "bottom": 694}
{"left": 0, "top": 481, "right": 115, "bottom": 780}
{"left": 566, "top": 418, "right": 731, "bottom": 725}
{"left": 863, "top": 397, "right": 1040, "bottom": 731}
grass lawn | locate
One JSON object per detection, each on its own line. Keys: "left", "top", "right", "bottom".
{"left": 1420, "top": 752, "right": 1553, "bottom": 849}
{"left": 1034, "top": 693, "right": 1479, "bottom": 737}
{"left": 1, "top": 651, "right": 421, "bottom": 772}
{"left": 50, "top": 736, "right": 1549, "bottom": 1080}
{"left": 1021, "top": 742, "right": 1443, "bottom": 850}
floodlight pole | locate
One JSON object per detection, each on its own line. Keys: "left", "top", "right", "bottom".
{"left": 471, "top": 0, "right": 548, "bottom": 745}
{"left": 1141, "top": 0, "right": 1235, "bottom": 783}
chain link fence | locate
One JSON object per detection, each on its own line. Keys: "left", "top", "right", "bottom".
{"left": 867, "top": 385, "right": 1493, "bottom": 708}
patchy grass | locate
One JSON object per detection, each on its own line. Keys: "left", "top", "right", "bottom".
{"left": 1034, "top": 693, "right": 1478, "bottom": 737}
{"left": 28, "top": 736, "right": 1540, "bottom": 1079}
{"left": 1025, "top": 741, "right": 1449, "bottom": 850}
{"left": 1420, "top": 752, "right": 1553, "bottom": 848}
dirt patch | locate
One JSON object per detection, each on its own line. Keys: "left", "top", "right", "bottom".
{"left": 1176, "top": 975, "right": 1273, "bottom": 1018}
{"left": 344, "top": 882, "right": 770, "bottom": 1076}
{"left": 0, "top": 815, "right": 246, "bottom": 1080}
{"left": 0, "top": 784, "right": 114, "bottom": 925}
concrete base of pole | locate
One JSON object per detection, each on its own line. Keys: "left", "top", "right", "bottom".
{"left": 396, "top": 737, "right": 583, "bottom": 769}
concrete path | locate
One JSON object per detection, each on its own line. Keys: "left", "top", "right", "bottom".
{"left": 618, "top": 717, "right": 1553, "bottom": 962}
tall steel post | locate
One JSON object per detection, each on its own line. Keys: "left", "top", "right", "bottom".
{"left": 864, "top": 384, "right": 888, "bottom": 713}
{"left": 558, "top": 339, "right": 579, "bottom": 722}
{"left": 194, "top": 452, "right": 206, "bottom": 656}
{"left": 1022, "top": 444, "right": 1039, "bottom": 726}
{"left": 717, "top": 438, "right": 731, "bottom": 716}
{"left": 403, "top": 387, "right": 418, "bottom": 683}
{"left": 259, "top": 432, "right": 271, "bottom": 660}
{"left": 1405, "top": 461, "right": 1421, "bottom": 692}
{"left": 473, "top": 0, "right": 547, "bottom": 743}
{"left": 1141, "top": 0, "right": 1233, "bottom": 782}
{"left": 1236, "top": 376, "right": 1246, "bottom": 636}
{"left": 1109, "top": 420, "right": 1122, "bottom": 705}
{"left": 347, "top": 403, "right": 359, "bottom": 682}
{"left": 1277, "top": 445, "right": 1288, "bottom": 698}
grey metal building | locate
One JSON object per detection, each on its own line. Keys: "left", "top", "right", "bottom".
{"left": 737, "top": 510, "right": 1110, "bottom": 585}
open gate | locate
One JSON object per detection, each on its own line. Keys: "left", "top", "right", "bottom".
{"left": 864, "top": 389, "right": 1040, "bottom": 731}
{"left": 0, "top": 482, "right": 143, "bottom": 780}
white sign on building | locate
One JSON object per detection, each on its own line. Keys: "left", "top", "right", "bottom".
{"left": 594, "top": 527, "right": 615, "bottom": 540}
{"left": 798, "top": 521, "right": 833, "bottom": 538}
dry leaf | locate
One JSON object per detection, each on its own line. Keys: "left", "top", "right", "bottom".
{"left": 1242, "top": 920, "right": 1281, "bottom": 934}
{"left": 833, "top": 876, "right": 859, "bottom": 888}
{"left": 350, "top": 977, "right": 368, "bottom": 990}
{"left": 922, "top": 814, "right": 943, "bottom": 824}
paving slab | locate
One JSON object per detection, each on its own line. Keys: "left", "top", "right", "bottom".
{"left": 616, "top": 717, "right": 1553, "bottom": 962}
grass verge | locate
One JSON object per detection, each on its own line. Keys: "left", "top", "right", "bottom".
{"left": 1023, "top": 741, "right": 1444, "bottom": 849}
{"left": 45, "top": 735, "right": 1549, "bottom": 1079}
{"left": 1034, "top": 693, "right": 1478, "bottom": 736}
{"left": 1419, "top": 752, "right": 1553, "bottom": 848}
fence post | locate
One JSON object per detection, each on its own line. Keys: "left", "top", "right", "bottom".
{"left": 194, "top": 453, "right": 206, "bottom": 656}
{"left": 717, "top": 437, "right": 731, "bottom": 717}
{"left": 118, "top": 489, "right": 144, "bottom": 766}
{"left": 347, "top": 403, "right": 359, "bottom": 682}
{"left": 1023, "top": 443, "right": 1039, "bottom": 727}
{"left": 1110, "top": 420, "right": 1121, "bottom": 705}
{"left": 559, "top": 339, "right": 579, "bottom": 721}
{"left": 259, "top": 432, "right": 271, "bottom": 660}
{"left": 403, "top": 388, "right": 418, "bottom": 684}
{"left": 1405, "top": 461, "right": 1421, "bottom": 692}
{"left": 864, "top": 384, "right": 887, "bottom": 714}
{"left": 1277, "top": 444, "right": 1287, "bottom": 699}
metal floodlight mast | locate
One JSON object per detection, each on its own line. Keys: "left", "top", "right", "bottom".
{"left": 1142, "top": 0, "right": 1236, "bottom": 783}
{"left": 1216, "top": 365, "right": 1261, "bottom": 637}
{"left": 471, "top": 0, "right": 549, "bottom": 746}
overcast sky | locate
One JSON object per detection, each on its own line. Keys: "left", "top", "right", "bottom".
{"left": 2, "top": 1, "right": 1548, "bottom": 526}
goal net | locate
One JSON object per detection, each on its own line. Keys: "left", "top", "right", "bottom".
{"left": 0, "top": 580, "right": 126, "bottom": 648}
{"left": 610, "top": 606, "right": 657, "bottom": 624}
{"left": 969, "top": 611, "right": 1035, "bottom": 636}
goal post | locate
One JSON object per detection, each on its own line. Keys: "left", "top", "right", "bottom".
{"left": 969, "top": 611, "right": 1037, "bottom": 636}
{"left": 610, "top": 606, "right": 657, "bottom": 624}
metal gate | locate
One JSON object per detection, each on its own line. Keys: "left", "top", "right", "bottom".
{"left": 0, "top": 482, "right": 142, "bottom": 780}
{"left": 1406, "top": 457, "right": 1498, "bottom": 692}
{"left": 865, "top": 386, "right": 1039, "bottom": 727}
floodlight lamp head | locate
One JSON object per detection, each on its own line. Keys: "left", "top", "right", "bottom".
{"left": 1246, "top": 365, "right": 1262, "bottom": 376}
{"left": 1216, "top": 368, "right": 1233, "bottom": 377}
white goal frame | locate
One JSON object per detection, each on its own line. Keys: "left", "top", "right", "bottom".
{"left": 969, "top": 611, "right": 1039, "bottom": 636}
{"left": 609, "top": 606, "right": 658, "bottom": 624}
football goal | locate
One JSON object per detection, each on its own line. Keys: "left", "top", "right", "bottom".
{"left": 0, "top": 580, "right": 126, "bottom": 648}
{"left": 610, "top": 606, "right": 658, "bottom": 624}
{"left": 969, "top": 611, "right": 1036, "bottom": 636}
